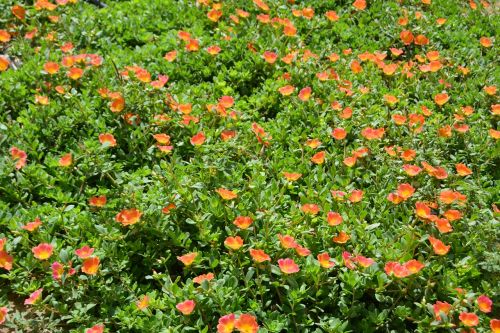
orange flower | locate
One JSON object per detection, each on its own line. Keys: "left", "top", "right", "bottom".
{"left": 333, "top": 231, "right": 350, "bottom": 244}
{"left": 0, "top": 307, "right": 7, "bottom": 325}
{"left": 428, "top": 236, "right": 450, "bottom": 255}
{"left": 484, "top": 85, "right": 497, "bottom": 96}
{"left": 10, "top": 146, "right": 27, "bottom": 169}
{"left": 0, "top": 250, "right": 13, "bottom": 271}
{"left": 349, "top": 189, "right": 363, "bottom": 203}
{"left": 491, "top": 319, "right": 500, "bottom": 333}
{"left": 22, "top": 217, "right": 42, "bottom": 232}
{"left": 455, "top": 163, "right": 472, "bottom": 176}
{"left": 0, "top": 56, "right": 10, "bottom": 72}
{"left": 403, "top": 164, "right": 422, "bottom": 177}
{"left": 354, "top": 255, "right": 375, "bottom": 268}
{"left": 75, "top": 245, "right": 95, "bottom": 259}
{"left": 278, "top": 234, "right": 298, "bottom": 249}
{"left": 32, "top": 243, "right": 54, "bottom": 260}
{"left": 311, "top": 151, "right": 325, "bottom": 164}
{"left": 317, "top": 252, "right": 335, "bottom": 268}
{"left": 115, "top": 208, "right": 142, "bottom": 226}
{"left": 331, "top": 128, "right": 347, "bottom": 140}
{"left": 216, "top": 188, "right": 238, "bottom": 200}
{"left": 433, "top": 301, "right": 452, "bottom": 320}
{"left": 164, "top": 50, "right": 177, "bottom": 62}
{"left": 278, "top": 85, "right": 295, "bottom": 96}
{"left": 217, "top": 313, "right": 236, "bottom": 333}
{"left": 387, "top": 193, "right": 403, "bottom": 204}
{"left": 283, "top": 172, "right": 302, "bottom": 181}
{"left": 86, "top": 324, "right": 105, "bottom": 333}
{"left": 235, "top": 313, "right": 259, "bottom": 333}
{"left": 0, "top": 30, "right": 11, "bottom": 43}
{"left": 278, "top": 258, "right": 300, "bottom": 274}
{"left": 207, "top": 9, "right": 222, "bottom": 22}
{"left": 400, "top": 30, "right": 414, "bottom": 45}
{"left": 477, "top": 295, "right": 492, "bottom": 313}
{"left": 177, "top": 252, "right": 198, "bottom": 266}
{"left": 443, "top": 209, "right": 462, "bottom": 221}
{"left": 98, "top": 133, "right": 116, "bottom": 147}
{"left": 81, "top": 256, "right": 99, "bottom": 275}
{"left": 89, "top": 195, "right": 106, "bottom": 207}
{"left": 136, "top": 295, "right": 150, "bottom": 310}
{"left": 44, "top": 61, "right": 60, "bottom": 74}
{"left": 298, "top": 87, "right": 312, "bottom": 101}
{"left": 58, "top": 153, "right": 72, "bottom": 167}
{"left": 193, "top": 272, "right": 215, "bottom": 284}
{"left": 263, "top": 51, "right": 278, "bottom": 64}
{"left": 24, "top": 288, "right": 43, "bottom": 305}
{"left": 190, "top": 132, "right": 206, "bottom": 146}
{"left": 490, "top": 129, "right": 500, "bottom": 139}
{"left": 176, "top": 300, "right": 195, "bottom": 315}
{"left": 459, "top": 312, "right": 479, "bottom": 327}
{"left": 479, "top": 37, "right": 492, "bottom": 48}
{"left": 249, "top": 249, "right": 270, "bottom": 263}
{"left": 220, "top": 130, "right": 236, "bottom": 141}
{"left": 434, "top": 93, "right": 449, "bottom": 106}
{"left": 397, "top": 183, "right": 415, "bottom": 200}
{"left": 301, "top": 203, "right": 319, "bottom": 215}
{"left": 206, "top": 45, "right": 221, "bottom": 55}
{"left": 361, "top": 127, "right": 385, "bottom": 140}
{"left": 12, "top": 5, "right": 26, "bottom": 20}
{"left": 404, "top": 259, "right": 424, "bottom": 274}
{"left": 435, "top": 218, "right": 453, "bottom": 233}
{"left": 110, "top": 94, "right": 125, "bottom": 113}
{"left": 67, "top": 67, "right": 84, "bottom": 80}
{"left": 224, "top": 236, "right": 244, "bottom": 250}
{"left": 325, "top": 11, "right": 339, "bottom": 21}
{"left": 414, "top": 34, "right": 429, "bottom": 45}
{"left": 327, "top": 211, "right": 343, "bottom": 226}
{"left": 352, "top": 0, "right": 366, "bottom": 10}
{"left": 185, "top": 39, "right": 199, "bottom": 52}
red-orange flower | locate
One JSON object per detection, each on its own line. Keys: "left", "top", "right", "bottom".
{"left": 176, "top": 300, "right": 195, "bottom": 315}
{"left": 311, "top": 151, "right": 326, "bottom": 164}
{"left": 434, "top": 93, "right": 450, "bottom": 106}
{"left": 327, "top": 211, "right": 343, "bottom": 226}
{"left": 99, "top": 133, "right": 116, "bottom": 147}
{"left": 75, "top": 245, "right": 95, "bottom": 259}
{"left": 331, "top": 128, "right": 347, "bottom": 140}
{"left": 249, "top": 249, "right": 270, "bottom": 263}
{"left": 298, "top": 87, "right": 312, "bottom": 101}
{"left": 115, "top": 208, "right": 142, "bottom": 226}
{"left": 217, "top": 313, "right": 236, "bottom": 333}
{"left": 177, "top": 252, "right": 198, "bottom": 266}
{"left": 301, "top": 203, "right": 319, "bottom": 215}
{"left": 129, "top": 295, "right": 147, "bottom": 312}
{"left": 235, "top": 313, "right": 259, "bottom": 333}
{"left": 278, "top": 234, "right": 298, "bottom": 249}
{"left": 317, "top": 252, "right": 335, "bottom": 268}
{"left": 233, "top": 216, "right": 253, "bottom": 229}
{"left": 86, "top": 324, "right": 105, "bottom": 333}
{"left": 349, "top": 189, "right": 364, "bottom": 203}
{"left": 224, "top": 236, "right": 244, "bottom": 250}
{"left": 361, "top": 127, "right": 385, "bottom": 140}
{"left": 32, "top": 243, "right": 54, "bottom": 260}
{"left": 190, "top": 132, "right": 206, "bottom": 146}
{"left": 459, "top": 312, "right": 479, "bottom": 327}
{"left": 10, "top": 146, "right": 27, "bottom": 169}
{"left": 216, "top": 188, "right": 238, "bottom": 200}
{"left": 82, "top": 256, "right": 100, "bottom": 275}
{"left": 477, "top": 295, "right": 492, "bottom": 313}
{"left": 428, "top": 236, "right": 450, "bottom": 255}
{"left": 89, "top": 195, "right": 106, "bottom": 207}
{"left": 433, "top": 301, "right": 452, "bottom": 320}
{"left": 58, "top": 153, "right": 72, "bottom": 167}
{"left": 491, "top": 319, "right": 500, "bottom": 333}
{"left": 353, "top": 0, "right": 366, "bottom": 10}
{"left": 278, "top": 85, "right": 295, "bottom": 96}
{"left": 0, "top": 307, "right": 7, "bottom": 325}
{"left": 0, "top": 250, "right": 13, "bottom": 271}
{"left": 456, "top": 163, "right": 472, "bottom": 176}
{"left": 333, "top": 231, "right": 350, "bottom": 244}
{"left": 193, "top": 272, "right": 215, "bottom": 284}
{"left": 24, "top": 288, "right": 43, "bottom": 305}
{"left": 278, "top": 258, "right": 300, "bottom": 274}
{"left": 397, "top": 183, "right": 415, "bottom": 200}
{"left": 22, "top": 217, "right": 42, "bottom": 232}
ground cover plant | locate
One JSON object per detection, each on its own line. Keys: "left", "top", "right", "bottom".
{"left": 0, "top": 0, "right": 499, "bottom": 332}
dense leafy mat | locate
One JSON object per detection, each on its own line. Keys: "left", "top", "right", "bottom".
{"left": 0, "top": 0, "right": 499, "bottom": 332}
